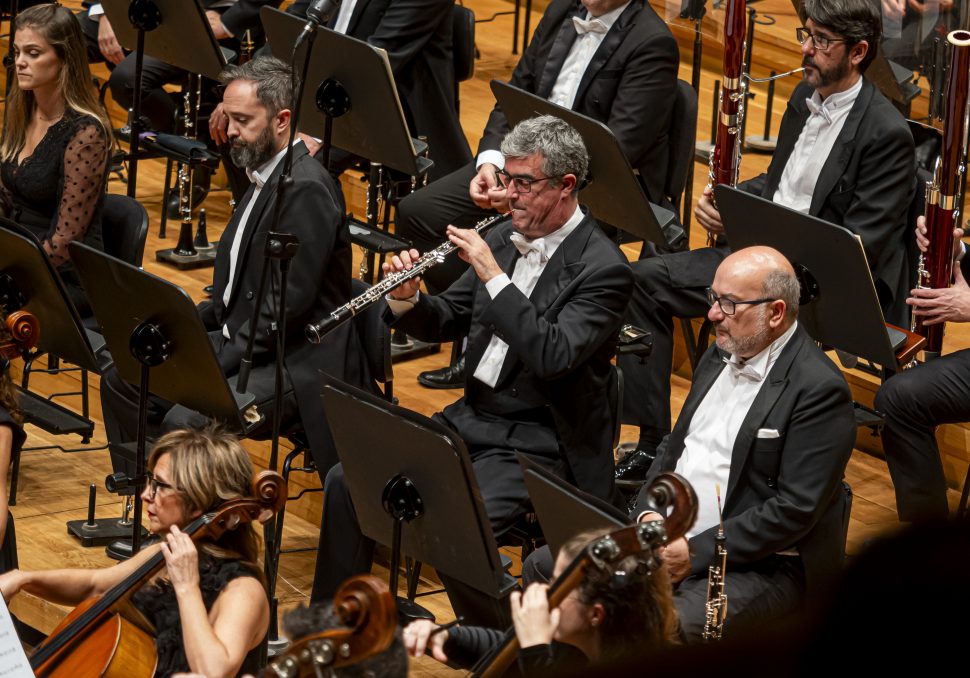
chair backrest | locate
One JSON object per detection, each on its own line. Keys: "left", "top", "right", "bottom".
{"left": 452, "top": 4, "right": 476, "bottom": 84}
{"left": 100, "top": 194, "right": 148, "bottom": 267}
{"left": 350, "top": 278, "right": 393, "bottom": 391}
{"left": 664, "top": 80, "right": 699, "bottom": 212}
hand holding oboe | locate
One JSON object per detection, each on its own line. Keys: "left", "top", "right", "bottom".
{"left": 380, "top": 248, "right": 422, "bottom": 301}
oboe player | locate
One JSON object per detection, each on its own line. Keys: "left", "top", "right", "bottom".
{"left": 616, "top": 0, "right": 916, "bottom": 481}
{"left": 310, "top": 115, "right": 634, "bottom": 604}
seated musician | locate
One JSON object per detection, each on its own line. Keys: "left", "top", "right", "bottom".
{"left": 0, "top": 328, "right": 25, "bottom": 572}
{"left": 527, "top": 247, "right": 857, "bottom": 641}
{"left": 99, "top": 56, "right": 370, "bottom": 481}
{"left": 615, "top": 0, "right": 916, "bottom": 480}
{"left": 0, "top": 3, "right": 110, "bottom": 318}
{"left": 403, "top": 526, "right": 677, "bottom": 674}
{"left": 0, "top": 428, "right": 269, "bottom": 677}
{"left": 875, "top": 222, "right": 970, "bottom": 521}
{"left": 395, "top": 0, "right": 679, "bottom": 388}
{"left": 311, "top": 115, "right": 634, "bottom": 603}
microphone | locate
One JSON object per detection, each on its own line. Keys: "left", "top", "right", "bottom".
{"left": 305, "top": 0, "right": 342, "bottom": 24}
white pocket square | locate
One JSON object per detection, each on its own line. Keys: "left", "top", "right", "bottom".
{"left": 756, "top": 428, "right": 780, "bottom": 439}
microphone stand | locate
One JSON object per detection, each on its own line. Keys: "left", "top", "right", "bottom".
{"left": 233, "top": 8, "right": 336, "bottom": 656}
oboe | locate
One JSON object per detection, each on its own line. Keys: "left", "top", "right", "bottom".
{"left": 706, "top": 0, "right": 748, "bottom": 247}
{"left": 914, "top": 30, "right": 970, "bottom": 359}
{"left": 306, "top": 214, "right": 507, "bottom": 343}
{"left": 702, "top": 484, "right": 728, "bottom": 642}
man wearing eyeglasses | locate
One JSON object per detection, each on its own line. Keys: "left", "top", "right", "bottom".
{"left": 616, "top": 0, "right": 915, "bottom": 481}
{"left": 310, "top": 116, "right": 634, "bottom": 605}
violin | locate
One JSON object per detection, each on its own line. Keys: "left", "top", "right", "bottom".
{"left": 30, "top": 471, "right": 286, "bottom": 678}
{"left": 0, "top": 310, "right": 40, "bottom": 363}
{"left": 261, "top": 575, "right": 397, "bottom": 678}
{"left": 471, "top": 473, "right": 698, "bottom": 678}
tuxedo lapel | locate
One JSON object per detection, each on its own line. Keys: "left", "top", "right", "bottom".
{"left": 536, "top": 2, "right": 582, "bottom": 98}
{"left": 464, "top": 231, "right": 520, "bottom": 375}
{"left": 662, "top": 347, "right": 725, "bottom": 470}
{"left": 809, "top": 79, "right": 872, "bottom": 216}
{"left": 344, "top": 0, "right": 372, "bottom": 35}
{"left": 213, "top": 184, "right": 253, "bottom": 304}
{"left": 573, "top": 0, "right": 640, "bottom": 105}
{"left": 764, "top": 97, "right": 809, "bottom": 198}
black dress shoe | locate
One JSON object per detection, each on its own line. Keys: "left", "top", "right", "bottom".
{"left": 417, "top": 355, "right": 465, "bottom": 390}
{"left": 614, "top": 449, "right": 656, "bottom": 483}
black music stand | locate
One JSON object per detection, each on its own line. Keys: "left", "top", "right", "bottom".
{"left": 519, "top": 456, "right": 627, "bottom": 558}
{"left": 714, "top": 185, "right": 917, "bottom": 372}
{"left": 321, "top": 377, "right": 518, "bottom": 628}
{"left": 102, "top": 0, "right": 228, "bottom": 267}
{"left": 490, "top": 81, "right": 680, "bottom": 249}
{"left": 69, "top": 242, "right": 256, "bottom": 558}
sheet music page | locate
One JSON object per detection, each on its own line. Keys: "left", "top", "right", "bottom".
{"left": 0, "top": 598, "right": 33, "bottom": 678}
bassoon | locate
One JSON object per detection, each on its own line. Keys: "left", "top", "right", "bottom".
{"left": 706, "top": 0, "right": 748, "bottom": 246}
{"left": 914, "top": 30, "right": 970, "bottom": 358}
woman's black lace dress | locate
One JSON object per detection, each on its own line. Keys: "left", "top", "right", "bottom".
{"left": 131, "top": 554, "right": 264, "bottom": 677}
{"left": 0, "top": 111, "right": 108, "bottom": 315}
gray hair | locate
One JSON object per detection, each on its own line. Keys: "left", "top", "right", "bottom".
{"left": 219, "top": 56, "right": 294, "bottom": 117}
{"left": 762, "top": 268, "right": 801, "bottom": 321}
{"left": 500, "top": 115, "right": 589, "bottom": 192}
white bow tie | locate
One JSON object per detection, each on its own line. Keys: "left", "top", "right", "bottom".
{"left": 723, "top": 356, "right": 764, "bottom": 382}
{"left": 805, "top": 97, "right": 833, "bottom": 124}
{"left": 246, "top": 167, "right": 266, "bottom": 190}
{"left": 510, "top": 232, "right": 549, "bottom": 262}
{"left": 572, "top": 15, "right": 608, "bottom": 35}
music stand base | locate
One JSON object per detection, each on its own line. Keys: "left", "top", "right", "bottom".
{"left": 66, "top": 518, "right": 144, "bottom": 547}
{"left": 105, "top": 535, "right": 150, "bottom": 561}
{"left": 396, "top": 596, "right": 435, "bottom": 625}
{"left": 266, "top": 636, "right": 290, "bottom": 657}
{"left": 745, "top": 135, "right": 778, "bottom": 153}
{"left": 156, "top": 247, "right": 217, "bottom": 269}
{"left": 391, "top": 338, "right": 440, "bottom": 363}
{"left": 694, "top": 141, "right": 714, "bottom": 162}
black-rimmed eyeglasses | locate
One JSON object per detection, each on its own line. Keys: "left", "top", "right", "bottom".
{"left": 795, "top": 27, "right": 846, "bottom": 52}
{"left": 706, "top": 288, "right": 776, "bottom": 316}
{"left": 495, "top": 170, "right": 563, "bottom": 193}
{"left": 145, "top": 471, "right": 178, "bottom": 500}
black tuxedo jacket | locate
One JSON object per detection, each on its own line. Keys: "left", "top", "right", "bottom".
{"left": 477, "top": 0, "right": 678, "bottom": 204}
{"left": 634, "top": 326, "right": 856, "bottom": 592}
{"left": 288, "top": 0, "right": 470, "bottom": 179}
{"left": 391, "top": 212, "right": 634, "bottom": 499}
{"left": 741, "top": 78, "right": 915, "bottom": 325}
{"left": 198, "top": 144, "right": 370, "bottom": 469}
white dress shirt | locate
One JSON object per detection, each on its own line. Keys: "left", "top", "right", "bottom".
{"left": 674, "top": 321, "right": 798, "bottom": 539}
{"left": 333, "top": 0, "right": 358, "bottom": 34}
{"left": 476, "top": 2, "right": 630, "bottom": 170}
{"left": 221, "top": 145, "right": 289, "bottom": 338}
{"left": 772, "top": 77, "right": 862, "bottom": 213}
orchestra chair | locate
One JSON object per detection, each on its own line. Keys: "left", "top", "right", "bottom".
{"left": 452, "top": 4, "right": 476, "bottom": 115}
{"left": 275, "top": 278, "right": 394, "bottom": 561}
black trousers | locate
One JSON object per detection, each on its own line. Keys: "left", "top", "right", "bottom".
{"left": 617, "top": 246, "right": 728, "bottom": 447}
{"left": 310, "top": 427, "right": 566, "bottom": 603}
{"left": 874, "top": 349, "right": 969, "bottom": 521}
{"left": 522, "top": 545, "right": 804, "bottom": 642}
{"left": 395, "top": 161, "right": 497, "bottom": 294}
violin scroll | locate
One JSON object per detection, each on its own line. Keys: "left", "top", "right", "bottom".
{"left": 1, "top": 309, "right": 39, "bottom": 362}
{"left": 639, "top": 472, "right": 698, "bottom": 542}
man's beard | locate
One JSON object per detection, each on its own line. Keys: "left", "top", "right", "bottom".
{"left": 229, "top": 125, "right": 277, "bottom": 172}
{"left": 802, "top": 52, "right": 850, "bottom": 89}
{"left": 715, "top": 307, "right": 773, "bottom": 357}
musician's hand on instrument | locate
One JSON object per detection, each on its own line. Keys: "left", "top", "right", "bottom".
{"left": 402, "top": 619, "right": 449, "bottom": 662}
{"left": 909, "top": 264, "right": 970, "bottom": 325}
{"left": 209, "top": 103, "right": 229, "bottom": 146}
{"left": 486, "top": 185, "right": 511, "bottom": 213}
{"left": 470, "top": 163, "right": 501, "bottom": 209}
{"left": 695, "top": 188, "right": 725, "bottom": 236}
{"left": 382, "top": 248, "right": 423, "bottom": 300}
{"left": 97, "top": 16, "right": 125, "bottom": 66}
{"left": 660, "top": 537, "right": 691, "bottom": 584}
{"left": 447, "top": 226, "right": 503, "bottom": 283}
{"left": 511, "top": 584, "right": 559, "bottom": 648}
{"left": 161, "top": 525, "right": 201, "bottom": 595}
{"left": 298, "top": 133, "right": 322, "bottom": 157}
{"left": 206, "top": 10, "right": 232, "bottom": 40}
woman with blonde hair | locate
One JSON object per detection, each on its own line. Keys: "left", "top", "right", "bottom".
{"left": 0, "top": 3, "right": 111, "bottom": 315}
{"left": 0, "top": 428, "right": 270, "bottom": 678}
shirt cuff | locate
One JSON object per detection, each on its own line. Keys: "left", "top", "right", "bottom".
{"left": 485, "top": 273, "right": 511, "bottom": 299}
{"left": 89, "top": 4, "right": 104, "bottom": 17}
{"left": 386, "top": 291, "right": 419, "bottom": 316}
{"left": 476, "top": 150, "right": 505, "bottom": 171}
{"left": 957, "top": 241, "right": 967, "bottom": 262}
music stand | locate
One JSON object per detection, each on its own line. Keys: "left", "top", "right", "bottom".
{"left": 321, "top": 377, "right": 518, "bottom": 627}
{"left": 490, "top": 80, "right": 679, "bottom": 249}
{"left": 69, "top": 242, "right": 256, "bottom": 557}
{"left": 101, "top": 0, "right": 228, "bottom": 200}
{"left": 519, "top": 455, "right": 627, "bottom": 558}
{"left": 714, "top": 185, "right": 924, "bottom": 371}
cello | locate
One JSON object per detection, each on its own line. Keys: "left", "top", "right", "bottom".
{"left": 29, "top": 471, "right": 286, "bottom": 678}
